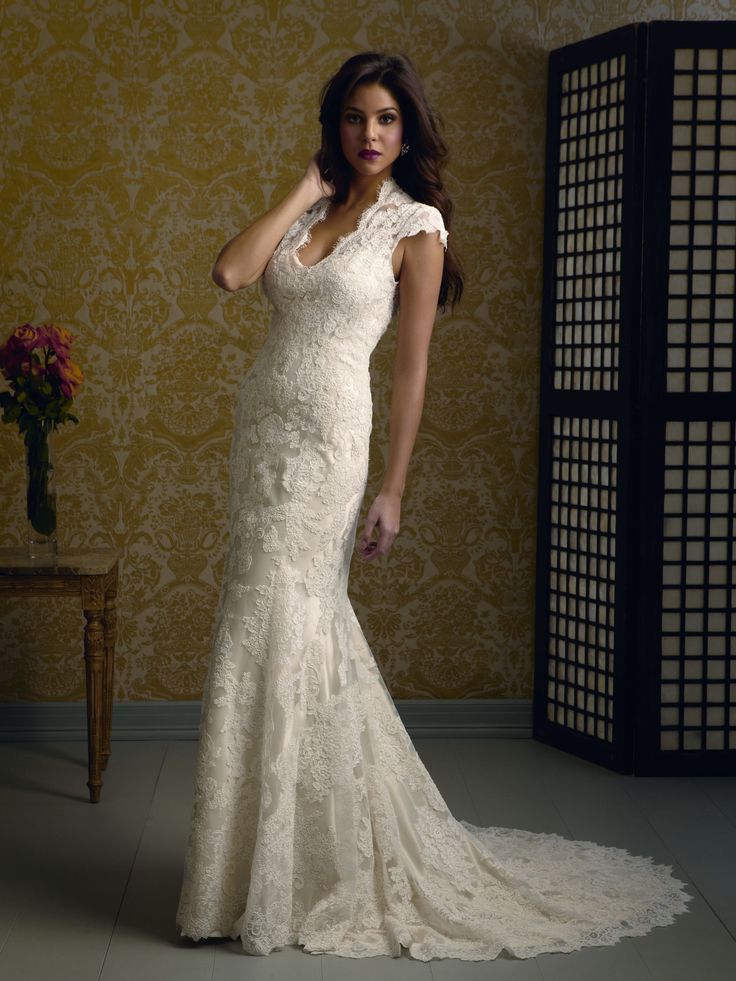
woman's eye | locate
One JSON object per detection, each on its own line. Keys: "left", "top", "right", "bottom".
{"left": 345, "top": 113, "right": 361, "bottom": 123}
{"left": 380, "top": 114, "right": 397, "bottom": 124}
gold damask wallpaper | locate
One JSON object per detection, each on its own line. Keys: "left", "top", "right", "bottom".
{"left": 0, "top": 0, "right": 729, "bottom": 703}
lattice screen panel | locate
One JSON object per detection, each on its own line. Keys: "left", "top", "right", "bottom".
{"left": 669, "top": 47, "right": 736, "bottom": 395}
{"left": 660, "top": 419, "right": 736, "bottom": 752}
{"left": 555, "top": 55, "right": 625, "bottom": 392}
{"left": 536, "top": 21, "right": 736, "bottom": 776}
{"left": 546, "top": 416, "right": 618, "bottom": 742}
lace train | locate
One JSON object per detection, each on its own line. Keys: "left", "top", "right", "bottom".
{"left": 176, "top": 576, "right": 692, "bottom": 960}
{"left": 175, "top": 178, "right": 693, "bottom": 959}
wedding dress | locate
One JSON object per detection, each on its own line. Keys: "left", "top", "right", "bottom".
{"left": 175, "top": 177, "right": 692, "bottom": 960}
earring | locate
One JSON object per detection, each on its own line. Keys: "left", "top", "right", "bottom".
{"left": 400, "top": 143, "right": 410, "bottom": 156}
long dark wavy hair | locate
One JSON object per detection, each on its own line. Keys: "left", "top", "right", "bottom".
{"left": 317, "top": 52, "right": 463, "bottom": 311}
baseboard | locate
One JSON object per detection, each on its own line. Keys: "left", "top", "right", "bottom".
{"left": 0, "top": 698, "right": 533, "bottom": 740}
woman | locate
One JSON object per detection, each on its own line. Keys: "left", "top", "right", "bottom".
{"left": 175, "top": 52, "right": 691, "bottom": 961}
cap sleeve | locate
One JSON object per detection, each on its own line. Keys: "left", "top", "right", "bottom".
{"left": 393, "top": 202, "right": 448, "bottom": 251}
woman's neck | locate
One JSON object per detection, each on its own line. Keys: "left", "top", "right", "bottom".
{"left": 343, "top": 168, "right": 393, "bottom": 210}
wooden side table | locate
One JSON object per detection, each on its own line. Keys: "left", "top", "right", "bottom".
{"left": 0, "top": 546, "right": 121, "bottom": 803}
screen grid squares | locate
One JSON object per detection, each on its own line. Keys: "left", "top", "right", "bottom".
{"left": 554, "top": 55, "right": 625, "bottom": 392}
{"left": 668, "top": 47, "right": 736, "bottom": 394}
{"left": 660, "top": 419, "right": 736, "bottom": 751}
{"left": 546, "top": 416, "right": 618, "bottom": 742}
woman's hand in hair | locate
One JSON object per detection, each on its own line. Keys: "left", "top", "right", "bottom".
{"left": 212, "top": 158, "right": 330, "bottom": 292}
{"left": 303, "top": 153, "right": 335, "bottom": 201}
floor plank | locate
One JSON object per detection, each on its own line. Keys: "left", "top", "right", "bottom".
{"left": 214, "top": 940, "right": 323, "bottom": 980}
{"left": 413, "top": 738, "right": 484, "bottom": 822}
{"left": 99, "top": 742, "right": 216, "bottom": 981}
{"left": 322, "top": 948, "right": 432, "bottom": 979}
{"left": 0, "top": 741, "right": 172, "bottom": 981}
{"left": 453, "top": 740, "right": 658, "bottom": 980}
{"left": 458, "top": 739, "right": 736, "bottom": 981}
{"left": 429, "top": 949, "right": 545, "bottom": 980}
{"left": 448, "top": 738, "right": 571, "bottom": 835}
{"left": 695, "top": 774, "right": 736, "bottom": 827}
{"left": 0, "top": 737, "right": 733, "bottom": 981}
{"left": 624, "top": 776, "right": 736, "bottom": 930}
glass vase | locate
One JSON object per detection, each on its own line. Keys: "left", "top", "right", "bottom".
{"left": 25, "top": 424, "right": 58, "bottom": 558}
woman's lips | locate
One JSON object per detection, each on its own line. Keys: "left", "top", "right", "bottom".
{"left": 358, "top": 150, "right": 381, "bottom": 159}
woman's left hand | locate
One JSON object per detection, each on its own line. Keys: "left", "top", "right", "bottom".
{"left": 357, "top": 489, "right": 401, "bottom": 561}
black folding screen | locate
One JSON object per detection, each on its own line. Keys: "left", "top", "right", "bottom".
{"left": 534, "top": 20, "right": 736, "bottom": 776}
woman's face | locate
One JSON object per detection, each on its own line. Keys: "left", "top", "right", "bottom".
{"left": 339, "top": 82, "right": 404, "bottom": 180}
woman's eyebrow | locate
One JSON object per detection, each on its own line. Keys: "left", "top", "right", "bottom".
{"left": 343, "top": 105, "right": 399, "bottom": 113}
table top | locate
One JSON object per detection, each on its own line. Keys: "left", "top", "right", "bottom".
{"left": 0, "top": 546, "right": 121, "bottom": 576}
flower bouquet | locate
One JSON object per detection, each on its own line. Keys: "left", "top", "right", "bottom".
{"left": 0, "top": 323, "right": 84, "bottom": 556}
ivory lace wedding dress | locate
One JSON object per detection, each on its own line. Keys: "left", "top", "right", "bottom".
{"left": 175, "top": 177, "right": 692, "bottom": 960}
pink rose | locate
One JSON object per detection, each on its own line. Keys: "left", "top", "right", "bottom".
{"left": 42, "top": 323, "right": 75, "bottom": 358}
{"left": 0, "top": 326, "right": 36, "bottom": 378}
{"left": 12, "top": 323, "right": 41, "bottom": 350}
{"left": 0, "top": 322, "right": 79, "bottom": 387}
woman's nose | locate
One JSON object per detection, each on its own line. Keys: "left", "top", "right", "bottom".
{"left": 364, "top": 120, "right": 376, "bottom": 142}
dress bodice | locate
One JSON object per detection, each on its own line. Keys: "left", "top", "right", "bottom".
{"left": 228, "top": 178, "right": 449, "bottom": 491}
{"left": 261, "top": 177, "right": 448, "bottom": 361}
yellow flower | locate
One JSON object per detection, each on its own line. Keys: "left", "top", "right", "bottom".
{"left": 13, "top": 323, "right": 40, "bottom": 348}
{"left": 57, "top": 358, "right": 84, "bottom": 398}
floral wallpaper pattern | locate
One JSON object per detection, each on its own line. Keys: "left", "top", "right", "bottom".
{"left": 0, "top": 0, "right": 730, "bottom": 702}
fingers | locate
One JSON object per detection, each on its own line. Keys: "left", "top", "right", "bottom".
{"left": 357, "top": 493, "right": 401, "bottom": 561}
{"left": 304, "top": 152, "right": 334, "bottom": 198}
{"left": 358, "top": 539, "right": 382, "bottom": 559}
{"left": 377, "top": 522, "right": 397, "bottom": 554}
{"left": 317, "top": 171, "right": 335, "bottom": 198}
{"left": 358, "top": 517, "right": 397, "bottom": 561}
{"left": 321, "top": 165, "right": 335, "bottom": 195}
{"left": 358, "top": 514, "right": 377, "bottom": 555}
{"left": 304, "top": 153, "right": 322, "bottom": 186}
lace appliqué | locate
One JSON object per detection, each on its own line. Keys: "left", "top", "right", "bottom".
{"left": 175, "top": 178, "right": 692, "bottom": 960}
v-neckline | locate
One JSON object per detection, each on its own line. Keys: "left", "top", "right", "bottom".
{"left": 294, "top": 177, "right": 396, "bottom": 271}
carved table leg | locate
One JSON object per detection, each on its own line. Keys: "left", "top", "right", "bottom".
{"left": 81, "top": 575, "right": 106, "bottom": 803}
{"left": 101, "top": 563, "right": 119, "bottom": 771}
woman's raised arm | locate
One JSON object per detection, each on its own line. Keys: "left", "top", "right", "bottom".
{"left": 212, "top": 156, "right": 333, "bottom": 291}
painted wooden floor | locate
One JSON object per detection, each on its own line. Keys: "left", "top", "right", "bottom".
{"left": 1, "top": 736, "right": 734, "bottom": 980}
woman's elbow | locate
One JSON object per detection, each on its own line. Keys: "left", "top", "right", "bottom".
{"left": 212, "top": 261, "right": 263, "bottom": 292}
{"left": 212, "top": 263, "right": 242, "bottom": 292}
